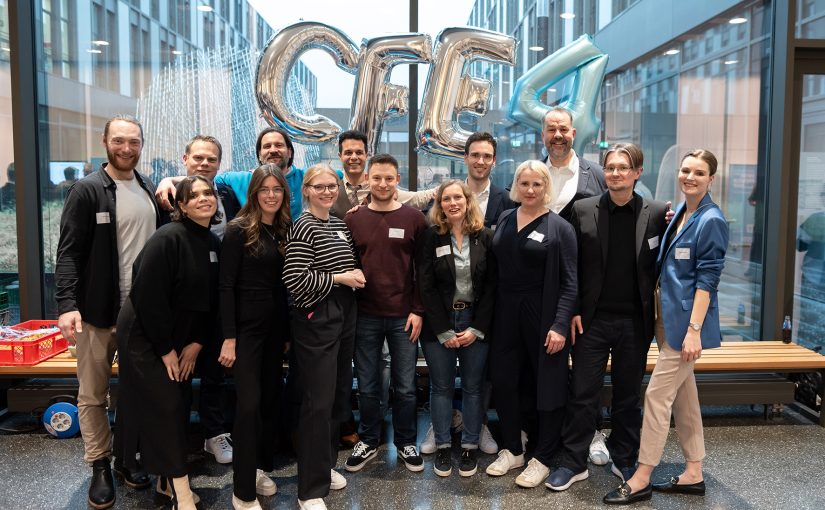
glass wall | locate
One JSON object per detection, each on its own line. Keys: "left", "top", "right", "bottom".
{"left": 0, "top": 0, "right": 18, "bottom": 324}
{"left": 797, "top": 0, "right": 825, "bottom": 38}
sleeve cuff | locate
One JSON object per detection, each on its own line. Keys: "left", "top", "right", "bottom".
{"left": 468, "top": 327, "right": 485, "bottom": 340}
{"left": 437, "top": 330, "right": 455, "bottom": 344}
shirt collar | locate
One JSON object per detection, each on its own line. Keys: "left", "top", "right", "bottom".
{"left": 607, "top": 192, "right": 637, "bottom": 213}
{"left": 467, "top": 178, "right": 491, "bottom": 197}
{"left": 548, "top": 150, "right": 579, "bottom": 175}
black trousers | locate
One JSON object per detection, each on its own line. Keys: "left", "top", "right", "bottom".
{"left": 559, "top": 313, "right": 649, "bottom": 472}
{"left": 292, "top": 287, "right": 356, "bottom": 500}
{"left": 196, "top": 336, "right": 228, "bottom": 440}
{"left": 491, "top": 294, "right": 564, "bottom": 467}
{"left": 232, "top": 293, "right": 287, "bottom": 501}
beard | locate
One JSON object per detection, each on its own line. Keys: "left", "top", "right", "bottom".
{"left": 106, "top": 146, "right": 140, "bottom": 173}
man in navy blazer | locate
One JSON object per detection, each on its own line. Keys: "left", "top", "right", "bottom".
{"left": 542, "top": 107, "right": 607, "bottom": 223}
{"left": 463, "top": 132, "right": 515, "bottom": 228}
{"left": 546, "top": 143, "right": 669, "bottom": 491}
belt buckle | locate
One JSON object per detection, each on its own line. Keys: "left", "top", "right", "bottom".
{"left": 453, "top": 302, "right": 468, "bottom": 310}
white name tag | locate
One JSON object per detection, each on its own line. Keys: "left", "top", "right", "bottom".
{"left": 435, "top": 245, "right": 451, "bottom": 257}
{"left": 337, "top": 231, "right": 347, "bottom": 241}
{"left": 527, "top": 231, "right": 545, "bottom": 243}
{"left": 388, "top": 228, "right": 405, "bottom": 239}
{"left": 209, "top": 251, "right": 218, "bottom": 263}
{"left": 648, "top": 236, "right": 659, "bottom": 250}
{"left": 96, "top": 212, "right": 110, "bottom": 224}
{"left": 491, "top": 224, "right": 497, "bottom": 231}
{"left": 675, "top": 247, "right": 691, "bottom": 260}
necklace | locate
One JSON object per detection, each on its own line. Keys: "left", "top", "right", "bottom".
{"left": 262, "top": 223, "right": 277, "bottom": 242}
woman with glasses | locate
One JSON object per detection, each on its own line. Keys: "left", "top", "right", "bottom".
{"left": 604, "top": 149, "right": 728, "bottom": 504}
{"left": 115, "top": 176, "right": 221, "bottom": 510}
{"left": 283, "top": 164, "right": 365, "bottom": 510}
{"left": 485, "top": 160, "right": 578, "bottom": 488}
{"left": 218, "top": 165, "right": 291, "bottom": 510}
{"left": 417, "top": 180, "right": 497, "bottom": 478}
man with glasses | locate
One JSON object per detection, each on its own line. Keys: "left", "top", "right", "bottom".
{"left": 546, "top": 143, "right": 668, "bottom": 491}
{"left": 463, "top": 131, "right": 515, "bottom": 228}
{"left": 343, "top": 154, "right": 428, "bottom": 474}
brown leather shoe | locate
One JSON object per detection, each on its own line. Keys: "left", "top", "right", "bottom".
{"left": 340, "top": 431, "right": 360, "bottom": 448}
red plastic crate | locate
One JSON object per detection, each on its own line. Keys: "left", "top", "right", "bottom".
{"left": 0, "top": 320, "right": 68, "bottom": 366}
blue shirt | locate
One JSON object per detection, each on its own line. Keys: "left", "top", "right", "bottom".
{"left": 214, "top": 166, "right": 305, "bottom": 222}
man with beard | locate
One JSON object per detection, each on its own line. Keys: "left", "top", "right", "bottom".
{"left": 56, "top": 115, "right": 161, "bottom": 509}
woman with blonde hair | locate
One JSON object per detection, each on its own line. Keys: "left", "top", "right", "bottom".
{"left": 417, "top": 179, "right": 497, "bottom": 478}
{"left": 485, "top": 160, "right": 578, "bottom": 489}
{"left": 283, "top": 164, "right": 365, "bottom": 510}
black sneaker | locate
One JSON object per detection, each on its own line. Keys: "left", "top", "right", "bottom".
{"left": 397, "top": 444, "right": 424, "bottom": 472}
{"left": 458, "top": 448, "right": 478, "bottom": 477}
{"left": 434, "top": 448, "right": 452, "bottom": 477}
{"left": 345, "top": 441, "right": 378, "bottom": 472}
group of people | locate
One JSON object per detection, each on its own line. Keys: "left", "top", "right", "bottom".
{"left": 54, "top": 107, "right": 728, "bottom": 510}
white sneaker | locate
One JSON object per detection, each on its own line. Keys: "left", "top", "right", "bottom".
{"left": 451, "top": 409, "right": 464, "bottom": 433}
{"left": 479, "top": 424, "right": 498, "bottom": 454}
{"left": 255, "top": 469, "right": 277, "bottom": 496}
{"left": 232, "top": 494, "right": 263, "bottom": 510}
{"left": 330, "top": 469, "right": 347, "bottom": 490}
{"left": 298, "top": 498, "right": 327, "bottom": 510}
{"left": 420, "top": 424, "right": 436, "bottom": 454}
{"left": 521, "top": 430, "right": 528, "bottom": 452}
{"left": 204, "top": 433, "right": 233, "bottom": 464}
{"left": 485, "top": 449, "right": 525, "bottom": 476}
{"left": 588, "top": 431, "right": 610, "bottom": 466}
{"left": 515, "top": 458, "right": 550, "bottom": 488}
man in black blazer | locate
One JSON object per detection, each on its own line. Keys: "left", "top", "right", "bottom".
{"left": 463, "top": 132, "right": 515, "bottom": 228}
{"left": 546, "top": 143, "right": 669, "bottom": 491}
{"left": 542, "top": 107, "right": 607, "bottom": 223}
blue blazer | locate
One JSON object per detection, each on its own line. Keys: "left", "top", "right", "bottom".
{"left": 657, "top": 193, "right": 729, "bottom": 351}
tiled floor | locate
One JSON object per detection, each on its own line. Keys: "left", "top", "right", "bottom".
{"left": 2, "top": 406, "right": 824, "bottom": 509}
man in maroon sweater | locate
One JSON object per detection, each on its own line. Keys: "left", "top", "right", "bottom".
{"left": 343, "top": 154, "right": 428, "bottom": 474}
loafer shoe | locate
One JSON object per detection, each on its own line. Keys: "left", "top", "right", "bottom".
{"left": 603, "top": 482, "right": 652, "bottom": 505}
{"left": 652, "top": 476, "right": 706, "bottom": 495}
{"left": 88, "top": 458, "right": 115, "bottom": 509}
{"left": 545, "top": 467, "right": 589, "bottom": 491}
{"left": 113, "top": 459, "right": 151, "bottom": 490}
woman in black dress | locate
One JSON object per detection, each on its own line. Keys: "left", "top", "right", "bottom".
{"left": 218, "top": 165, "right": 291, "bottom": 510}
{"left": 485, "top": 160, "right": 578, "bottom": 488}
{"left": 116, "top": 175, "right": 221, "bottom": 510}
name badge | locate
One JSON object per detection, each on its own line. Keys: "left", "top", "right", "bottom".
{"left": 648, "top": 236, "right": 659, "bottom": 250}
{"left": 209, "top": 251, "right": 218, "bottom": 263}
{"left": 675, "top": 247, "right": 691, "bottom": 260}
{"left": 96, "top": 212, "right": 110, "bottom": 224}
{"left": 337, "top": 231, "right": 347, "bottom": 241}
{"left": 388, "top": 228, "right": 405, "bottom": 239}
{"left": 435, "top": 245, "right": 451, "bottom": 257}
{"left": 527, "top": 231, "right": 545, "bottom": 243}
{"left": 491, "top": 224, "right": 497, "bottom": 231}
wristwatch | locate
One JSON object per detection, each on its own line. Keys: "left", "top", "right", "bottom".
{"left": 688, "top": 322, "right": 702, "bottom": 332}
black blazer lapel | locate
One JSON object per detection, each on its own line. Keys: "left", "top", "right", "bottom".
{"left": 437, "top": 232, "right": 457, "bottom": 281}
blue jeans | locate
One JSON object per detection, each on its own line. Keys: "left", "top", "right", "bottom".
{"left": 420, "top": 308, "right": 489, "bottom": 448}
{"left": 354, "top": 313, "right": 418, "bottom": 448}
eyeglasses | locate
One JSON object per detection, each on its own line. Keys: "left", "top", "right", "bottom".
{"left": 307, "top": 183, "right": 339, "bottom": 193}
{"left": 467, "top": 153, "right": 495, "bottom": 163}
{"left": 605, "top": 166, "right": 634, "bottom": 175}
{"left": 258, "top": 186, "right": 285, "bottom": 196}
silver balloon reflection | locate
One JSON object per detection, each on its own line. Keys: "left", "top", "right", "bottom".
{"left": 256, "top": 21, "right": 359, "bottom": 143}
{"left": 418, "top": 27, "right": 516, "bottom": 159}
{"left": 507, "top": 35, "right": 608, "bottom": 154}
{"left": 350, "top": 34, "right": 433, "bottom": 155}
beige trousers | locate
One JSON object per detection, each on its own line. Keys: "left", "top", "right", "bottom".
{"left": 75, "top": 322, "right": 117, "bottom": 463}
{"left": 638, "top": 293, "right": 706, "bottom": 466}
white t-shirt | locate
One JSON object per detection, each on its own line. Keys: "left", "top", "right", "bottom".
{"left": 548, "top": 152, "right": 580, "bottom": 214}
{"left": 114, "top": 177, "right": 157, "bottom": 305}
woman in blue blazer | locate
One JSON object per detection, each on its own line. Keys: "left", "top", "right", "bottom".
{"left": 417, "top": 180, "right": 497, "bottom": 478}
{"left": 605, "top": 149, "right": 728, "bottom": 504}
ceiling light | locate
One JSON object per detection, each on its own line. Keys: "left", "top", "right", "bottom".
{"left": 664, "top": 49, "right": 680, "bottom": 56}
{"left": 724, "top": 59, "right": 739, "bottom": 65}
{"left": 729, "top": 17, "right": 747, "bottom": 24}
{"left": 528, "top": 45, "right": 544, "bottom": 51}
{"left": 92, "top": 40, "right": 109, "bottom": 46}
{"left": 197, "top": 5, "right": 214, "bottom": 12}
{"left": 1, "top": 47, "right": 10, "bottom": 52}
{"left": 560, "top": 12, "right": 575, "bottom": 20}
{"left": 87, "top": 49, "right": 102, "bottom": 54}
{"left": 548, "top": 88, "right": 557, "bottom": 93}
{"left": 172, "top": 50, "right": 183, "bottom": 55}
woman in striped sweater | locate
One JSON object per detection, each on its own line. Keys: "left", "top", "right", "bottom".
{"left": 283, "top": 163, "right": 366, "bottom": 510}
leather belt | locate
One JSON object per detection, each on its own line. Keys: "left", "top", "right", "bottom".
{"left": 452, "top": 301, "right": 471, "bottom": 310}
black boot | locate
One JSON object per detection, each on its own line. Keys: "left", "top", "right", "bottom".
{"left": 88, "top": 458, "right": 115, "bottom": 509}
{"left": 113, "top": 457, "right": 151, "bottom": 490}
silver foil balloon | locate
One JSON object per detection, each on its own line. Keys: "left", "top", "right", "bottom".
{"left": 350, "top": 34, "right": 433, "bottom": 155}
{"left": 256, "top": 21, "right": 359, "bottom": 143}
{"left": 507, "top": 35, "right": 609, "bottom": 154}
{"left": 418, "top": 27, "right": 516, "bottom": 160}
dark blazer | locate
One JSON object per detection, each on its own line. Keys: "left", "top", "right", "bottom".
{"left": 485, "top": 183, "right": 516, "bottom": 228}
{"left": 570, "top": 192, "right": 669, "bottom": 341}
{"left": 417, "top": 226, "right": 497, "bottom": 341}
{"left": 216, "top": 182, "right": 241, "bottom": 222}
{"left": 544, "top": 156, "right": 607, "bottom": 223}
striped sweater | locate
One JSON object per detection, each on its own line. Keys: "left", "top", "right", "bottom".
{"left": 284, "top": 211, "right": 358, "bottom": 309}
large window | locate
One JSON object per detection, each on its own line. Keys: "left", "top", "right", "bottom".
{"left": 0, "top": 0, "right": 16, "bottom": 323}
